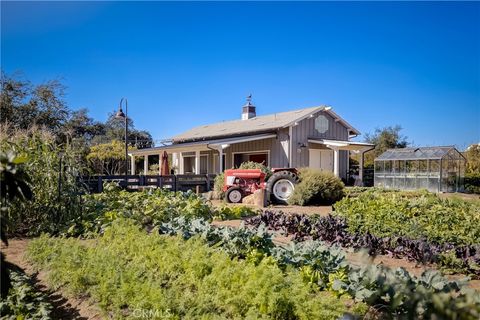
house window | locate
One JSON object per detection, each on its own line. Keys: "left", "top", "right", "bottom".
{"left": 233, "top": 151, "right": 269, "bottom": 168}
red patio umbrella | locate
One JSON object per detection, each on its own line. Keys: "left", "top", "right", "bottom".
{"left": 160, "top": 151, "right": 170, "bottom": 176}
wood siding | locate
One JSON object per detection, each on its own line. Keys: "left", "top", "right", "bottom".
{"left": 290, "top": 110, "right": 349, "bottom": 179}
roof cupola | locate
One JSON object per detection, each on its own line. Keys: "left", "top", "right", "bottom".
{"left": 241, "top": 94, "right": 256, "bottom": 120}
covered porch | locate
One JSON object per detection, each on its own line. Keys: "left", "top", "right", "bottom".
{"left": 308, "top": 138, "right": 375, "bottom": 184}
{"left": 128, "top": 133, "right": 277, "bottom": 175}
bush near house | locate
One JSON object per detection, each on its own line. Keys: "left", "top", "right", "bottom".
{"left": 288, "top": 168, "right": 345, "bottom": 206}
{"left": 465, "top": 172, "right": 480, "bottom": 194}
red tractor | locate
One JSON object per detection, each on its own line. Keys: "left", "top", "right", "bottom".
{"left": 223, "top": 168, "right": 299, "bottom": 204}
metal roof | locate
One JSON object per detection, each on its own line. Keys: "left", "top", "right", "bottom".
{"left": 170, "top": 105, "right": 360, "bottom": 142}
{"left": 129, "top": 133, "right": 277, "bottom": 156}
{"left": 375, "top": 146, "right": 461, "bottom": 161}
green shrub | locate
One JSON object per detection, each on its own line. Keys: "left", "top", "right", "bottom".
{"left": 465, "top": 172, "right": 480, "bottom": 194}
{"left": 288, "top": 168, "right": 345, "bottom": 206}
{"left": 27, "top": 220, "right": 365, "bottom": 319}
{"left": 334, "top": 189, "right": 480, "bottom": 246}
{"left": 213, "top": 172, "right": 225, "bottom": 199}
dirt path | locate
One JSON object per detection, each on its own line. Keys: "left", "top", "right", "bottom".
{"left": 212, "top": 219, "right": 480, "bottom": 291}
{"left": 1, "top": 239, "right": 104, "bottom": 320}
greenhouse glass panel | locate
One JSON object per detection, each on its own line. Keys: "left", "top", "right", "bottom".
{"left": 384, "top": 160, "right": 392, "bottom": 173}
{"left": 429, "top": 160, "right": 440, "bottom": 173}
{"left": 374, "top": 146, "right": 465, "bottom": 193}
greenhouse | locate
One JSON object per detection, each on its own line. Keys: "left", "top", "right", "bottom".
{"left": 374, "top": 146, "right": 466, "bottom": 193}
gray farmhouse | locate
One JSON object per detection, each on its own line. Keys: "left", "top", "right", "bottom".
{"left": 129, "top": 98, "right": 374, "bottom": 183}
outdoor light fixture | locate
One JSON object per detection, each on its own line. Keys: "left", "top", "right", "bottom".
{"left": 115, "top": 98, "right": 128, "bottom": 186}
{"left": 297, "top": 142, "right": 307, "bottom": 153}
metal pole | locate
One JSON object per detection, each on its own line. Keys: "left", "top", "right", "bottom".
{"left": 124, "top": 99, "right": 128, "bottom": 186}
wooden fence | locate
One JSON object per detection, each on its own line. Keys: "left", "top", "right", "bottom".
{"left": 81, "top": 174, "right": 217, "bottom": 193}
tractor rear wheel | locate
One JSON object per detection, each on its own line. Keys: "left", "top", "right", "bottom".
{"left": 225, "top": 187, "right": 243, "bottom": 203}
{"left": 266, "top": 170, "right": 299, "bottom": 204}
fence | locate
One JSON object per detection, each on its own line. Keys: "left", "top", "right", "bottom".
{"left": 81, "top": 174, "right": 217, "bottom": 193}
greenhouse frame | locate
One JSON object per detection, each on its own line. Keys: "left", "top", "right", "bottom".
{"left": 374, "top": 146, "right": 466, "bottom": 193}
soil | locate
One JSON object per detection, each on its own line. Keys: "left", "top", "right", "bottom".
{"left": 1, "top": 239, "right": 104, "bottom": 320}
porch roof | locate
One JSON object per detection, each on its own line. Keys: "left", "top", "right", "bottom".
{"left": 308, "top": 138, "right": 375, "bottom": 152}
{"left": 129, "top": 133, "right": 277, "bottom": 156}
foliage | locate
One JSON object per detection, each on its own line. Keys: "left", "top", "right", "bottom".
{"left": 247, "top": 211, "right": 480, "bottom": 277}
{"left": 465, "top": 143, "right": 480, "bottom": 174}
{"left": 0, "top": 128, "right": 86, "bottom": 236}
{"left": 238, "top": 161, "right": 273, "bottom": 179}
{"left": 1, "top": 71, "right": 153, "bottom": 149}
{"left": 360, "top": 125, "right": 408, "bottom": 168}
{"left": 333, "top": 188, "right": 480, "bottom": 246}
{"left": 0, "top": 268, "right": 53, "bottom": 319}
{"left": 288, "top": 168, "right": 344, "bottom": 206}
{"left": 465, "top": 172, "right": 480, "bottom": 194}
{"left": 86, "top": 140, "right": 136, "bottom": 175}
{"left": 213, "top": 205, "right": 259, "bottom": 220}
{"left": 65, "top": 185, "right": 213, "bottom": 237}
{"left": 0, "top": 150, "right": 33, "bottom": 298}
{"left": 213, "top": 171, "right": 225, "bottom": 199}
{"left": 27, "top": 220, "right": 363, "bottom": 319}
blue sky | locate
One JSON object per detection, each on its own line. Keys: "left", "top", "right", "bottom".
{"left": 2, "top": 1, "right": 479, "bottom": 149}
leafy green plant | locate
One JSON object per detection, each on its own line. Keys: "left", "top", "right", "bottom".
{"left": 213, "top": 172, "right": 225, "bottom": 199}
{"left": 0, "top": 128, "right": 86, "bottom": 236}
{"left": 333, "top": 188, "right": 480, "bottom": 246}
{"left": 0, "top": 268, "right": 53, "bottom": 319}
{"left": 27, "top": 219, "right": 365, "bottom": 319}
{"left": 66, "top": 185, "right": 213, "bottom": 236}
{"left": 288, "top": 168, "right": 345, "bottom": 206}
{"left": 213, "top": 205, "right": 259, "bottom": 220}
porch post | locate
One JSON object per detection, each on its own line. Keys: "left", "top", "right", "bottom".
{"left": 172, "top": 153, "right": 178, "bottom": 174}
{"left": 143, "top": 155, "right": 149, "bottom": 175}
{"left": 333, "top": 147, "right": 340, "bottom": 177}
{"left": 195, "top": 150, "right": 201, "bottom": 174}
{"left": 219, "top": 148, "right": 223, "bottom": 173}
{"left": 130, "top": 155, "right": 136, "bottom": 175}
{"left": 359, "top": 151, "right": 364, "bottom": 184}
{"left": 179, "top": 153, "right": 184, "bottom": 174}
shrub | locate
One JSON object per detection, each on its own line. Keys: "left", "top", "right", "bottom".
{"left": 27, "top": 220, "right": 365, "bottom": 319}
{"left": 213, "top": 172, "right": 225, "bottom": 199}
{"left": 465, "top": 172, "right": 480, "bottom": 194}
{"left": 288, "top": 168, "right": 345, "bottom": 206}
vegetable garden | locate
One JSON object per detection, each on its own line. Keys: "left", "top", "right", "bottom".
{"left": 2, "top": 130, "right": 480, "bottom": 319}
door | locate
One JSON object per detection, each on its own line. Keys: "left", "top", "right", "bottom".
{"left": 309, "top": 149, "right": 333, "bottom": 172}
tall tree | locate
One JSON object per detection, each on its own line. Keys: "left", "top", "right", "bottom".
{"left": 362, "top": 125, "right": 409, "bottom": 168}
{"left": 465, "top": 143, "right": 480, "bottom": 174}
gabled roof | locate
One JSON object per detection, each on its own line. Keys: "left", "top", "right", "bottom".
{"left": 171, "top": 105, "right": 360, "bottom": 142}
{"left": 375, "top": 146, "right": 466, "bottom": 161}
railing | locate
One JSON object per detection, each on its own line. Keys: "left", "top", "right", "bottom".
{"left": 81, "top": 174, "right": 217, "bottom": 193}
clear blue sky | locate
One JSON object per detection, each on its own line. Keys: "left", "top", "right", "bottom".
{"left": 2, "top": 1, "right": 479, "bottom": 149}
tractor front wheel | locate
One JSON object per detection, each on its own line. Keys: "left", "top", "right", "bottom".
{"left": 266, "top": 170, "right": 299, "bottom": 204}
{"left": 225, "top": 187, "right": 243, "bottom": 203}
